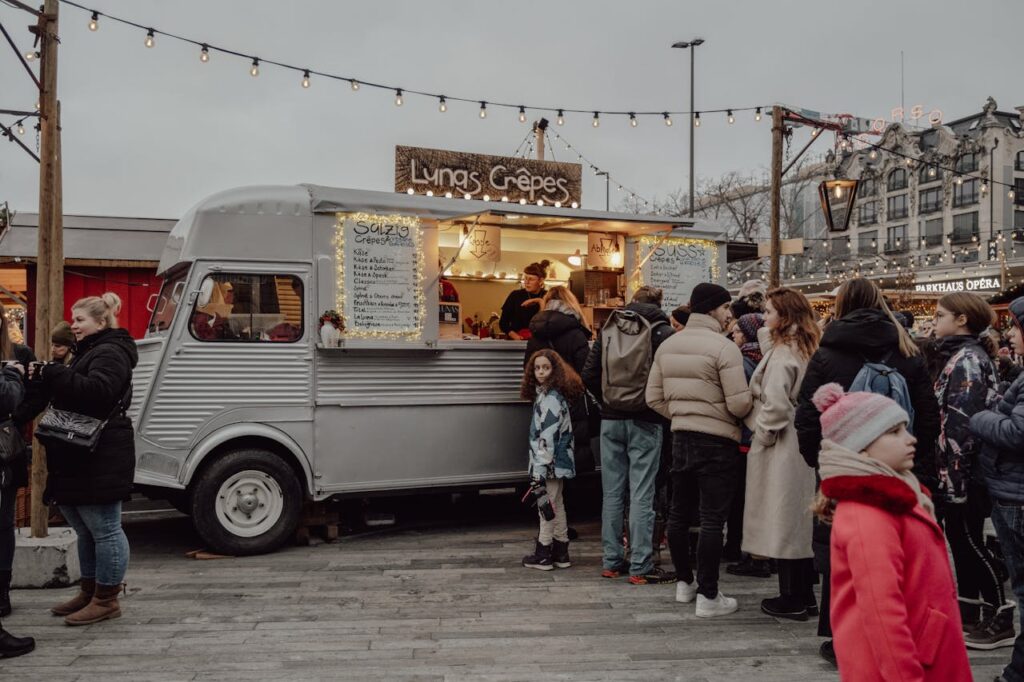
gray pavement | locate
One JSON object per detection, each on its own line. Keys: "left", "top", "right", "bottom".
{"left": 0, "top": 495, "right": 1012, "bottom": 681}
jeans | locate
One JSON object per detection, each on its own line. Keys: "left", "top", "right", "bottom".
{"left": 991, "top": 499, "right": 1024, "bottom": 682}
{"left": 0, "top": 486, "right": 15, "bottom": 573}
{"left": 600, "top": 419, "right": 662, "bottom": 576}
{"left": 943, "top": 485, "right": 1005, "bottom": 608}
{"left": 59, "top": 502, "right": 129, "bottom": 586}
{"left": 667, "top": 431, "right": 740, "bottom": 598}
{"left": 537, "top": 478, "right": 568, "bottom": 545}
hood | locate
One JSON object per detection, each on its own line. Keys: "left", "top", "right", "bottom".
{"left": 1011, "top": 297, "right": 1024, "bottom": 332}
{"left": 933, "top": 334, "right": 984, "bottom": 368}
{"left": 529, "top": 310, "right": 588, "bottom": 340}
{"left": 75, "top": 328, "right": 139, "bottom": 368}
{"left": 625, "top": 302, "right": 671, "bottom": 325}
{"left": 821, "top": 308, "right": 898, "bottom": 353}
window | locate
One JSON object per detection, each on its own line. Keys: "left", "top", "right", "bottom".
{"left": 887, "top": 194, "right": 908, "bottom": 219}
{"left": 858, "top": 200, "right": 879, "bottom": 226}
{"left": 888, "top": 168, "right": 908, "bottom": 191}
{"left": 956, "top": 153, "right": 979, "bottom": 173}
{"left": 860, "top": 178, "right": 877, "bottom": 197}
{"left": 953, "top": 178, "right": 979, "bottom": 207}
{"left": 953, "top": 249, "right": 980, "bottom": 264}
{"left": 918, "top": 187, "right": 943, "bottom": 214}
{"left": 147, "top": 267, "right": 189, "bottom": 334}
{"left": 859, "top": 230, "right": 878, "bottom": 256}
{"left": 1017, "top": 210, "right": 1024, "bottom": 230}
{"left": 924, "top": 218, "right": 944, "bottom": 246}
{"left": 1016, "top": 178, "right": 1024, "bottom": 206}
{"left": 189, "top": 273, "right": 304, "bottom": 343}
{"left": 918, "top": 165, "right": 942, "bottom": 183}
{"left": 1016, "top": 151, "right": 1024, "bottom": 172}
{"left": 831, "top": 236, "right": 851, "bottom": 256}
{"left": 886, "top": 225, "right": 908, "bottom": 253}
{"left": 952, "top": 212, "right": 979, "bottom": 244}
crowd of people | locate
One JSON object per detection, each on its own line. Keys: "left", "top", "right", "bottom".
{"left": 520, "top": 276, "right": 1024, "bottom": 681}
{"left": 0, "top": 292, "right": 137, "bottom": 659}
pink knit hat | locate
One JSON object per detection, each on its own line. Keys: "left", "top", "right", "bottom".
{"left": 812, "top": 383, "right": 910, "bottom": 453}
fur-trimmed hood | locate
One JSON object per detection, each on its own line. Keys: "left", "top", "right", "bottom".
{"left": 820, "top": 475, "right": 930, "bottom": 516}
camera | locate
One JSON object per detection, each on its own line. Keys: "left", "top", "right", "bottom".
{"left": 28, "top": 361, "right": 45, "bottom": 381}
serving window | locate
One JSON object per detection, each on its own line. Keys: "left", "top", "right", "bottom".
{"left": 189, "top": 273, "right": 304, "bottom": 343}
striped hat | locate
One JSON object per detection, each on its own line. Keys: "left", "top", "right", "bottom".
{"left": 812, "top": 383, "right": 909, "bottom": 453}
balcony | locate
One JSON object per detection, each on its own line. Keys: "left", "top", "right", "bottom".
{"left": 949, "top": 230, "right": 979, "bottom": 246}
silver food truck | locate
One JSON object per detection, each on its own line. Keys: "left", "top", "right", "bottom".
{"left": 131, "top": 185, "right": 725, "bottom": 554}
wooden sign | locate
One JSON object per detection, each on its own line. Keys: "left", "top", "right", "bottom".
{"left": 635, "top": 237, "right": 719, "bottom": 311}
{"left": 587, "top": 232, "right": 623, "bottom": 269}
{"left": 458, "top": 224, "right": 501, "bottom": 262}
{"left": 395, "top": 145, "right": 582, "bottom": 206}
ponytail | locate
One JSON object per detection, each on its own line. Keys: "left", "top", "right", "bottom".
{"left": 71, "top": 292, "right": 120, "bottom": 329}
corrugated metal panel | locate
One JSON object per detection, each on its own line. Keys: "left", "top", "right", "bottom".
{"left": 316, "top": 346, "right": 526, "bottom": 406}
{"left": 142, "top": 343, "right": 311, "bottom": 446}
{"left": 128, "top": 339, "right": 163, "bottom": 425}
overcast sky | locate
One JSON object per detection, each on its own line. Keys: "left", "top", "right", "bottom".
{"left": 1, "top": 0, "right": 1022, "bottom": 219}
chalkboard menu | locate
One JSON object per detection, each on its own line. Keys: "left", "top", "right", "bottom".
{"left": 635, "top": 237, "right": 719, "bottom": 311}
{"left": 337, "top": 213, "right": 425, "bottom": 339}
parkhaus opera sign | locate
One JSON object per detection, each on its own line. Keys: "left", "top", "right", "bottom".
{"left": 395, "top": 146, "right": 582, "bottom": 206}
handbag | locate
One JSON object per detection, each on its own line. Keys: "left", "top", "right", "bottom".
{"left": 0, "top": 418, "right": 27, "bottom": 465}
{"left": 35, "top": 384, "right": 132, "bottom": 453}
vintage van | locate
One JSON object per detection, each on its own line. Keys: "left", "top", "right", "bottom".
{"left": 131, "top": 185, "right": 721, "bottom": 554}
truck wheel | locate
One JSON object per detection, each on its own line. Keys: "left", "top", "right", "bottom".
{"left": 190, "top": 449, "right": 303, "bottom": 556}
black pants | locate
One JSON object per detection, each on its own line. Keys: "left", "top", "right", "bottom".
{"left": 0, "top": 485, "right": 15, "bottom": 573}
{"left": 777, "top": 557, "right": 816, "bottom": 605}
{"left": 667, "top": 431, "right": 740, "bottom": 599}
{"left": 724, "top": 453, "right": 746, "bottom": 557}
{"left": 944, "top": 485, "right": 1005, "bottom": 608}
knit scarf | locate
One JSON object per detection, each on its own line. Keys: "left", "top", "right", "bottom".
{"left": 819, "top": 439, "right": 935, "bottom": 520}
{"left": 740, "top": 342, "right": 762, "bottom": 366}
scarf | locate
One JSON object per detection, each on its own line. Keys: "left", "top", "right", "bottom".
{"left": 819, "top": 439, "right": 935, "bottom": 520}
{"left": 740, "top": 342, "right": 762, "bottom": 365}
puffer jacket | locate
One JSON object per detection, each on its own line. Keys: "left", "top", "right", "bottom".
{"left": 971, "top": 297, "right": 1024, "bottom": 503}
{"left": 0, "top": 366, "right": 26, "bottom": 490}
{"left": 645, "top": 312, "right": 752, "bottom": 442}
{"left": 35, "top": 328, "right": 138, "bottom": 505}
{"left": 524, "top": 307, "right": 592, "bottom": 374}
{"left": 528, "top": 387, "right": 575, "bottom": 480}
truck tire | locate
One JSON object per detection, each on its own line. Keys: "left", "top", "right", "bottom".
{"left": 190, "top": 449, "right": 303, "bottom": 556}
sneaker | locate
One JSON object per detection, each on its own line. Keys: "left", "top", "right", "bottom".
{"left": 725, "top": 557, "right": 771, "bottom": 578}
{"left": 601, "top": 562, "right": 629, "bottom": 579}
{"left": 819, "top": 640, "right": 837, "bottom": 667}
{"left": 760, "top": 596, "right": 808, "bottom": 622}
{"left": 966, "top": 604, "right": 1016, "bottom": 650}
{"left": 521, "top": 539, "right": 554, "bottom": 571}
{"left": 675, "top": 579, "right": 697, "bottom": 603}
{"left": 628, "top": 567, "right": 677, "bottom": 585}
{"left": 695, "top": 591, "right": 739, "bottom": 618}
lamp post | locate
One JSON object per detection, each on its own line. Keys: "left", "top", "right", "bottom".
{"left": 672, "top": 38, "right": 704, "bottom": 217}
{"left": 595, "top": 171, "right": 610, "bottom": 211}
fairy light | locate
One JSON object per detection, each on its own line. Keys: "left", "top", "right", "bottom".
{"left": 592, "top": 112, "right": 600, "bottom": 128}
{"left": 438, "top": 96, "right": 447, "bottom": 113}
{"left": 629, "top": 113, "right": 638, "bottom": 127}
{"left": 727, "top": 109, "right": 734, "bottom": 124}
{"left": 694, "top": 112, "right": 701, "bottom": 127}
{"left": 199, "top": 44, "right": 209, "bottom": 62}
{"left": 16, "top": 122, "right": 24, "bottom": 135}
{"left": 301, "top": 70, "right": 311, "bottom": 88}
{"left": 25, "top": 51, "right": 35, "bottom": 61}
{"left": 518, "top": 106, "right": 526, "bottom": 123}
{"left": 755, "top": 107, "right": 762, "bottom": 122}
{"left": 250, "top": 58, "right": 260, "bottom": 77}
{"left": 556, "top": 110, "right": 564, "bottom": 126}
{"left": 663, "top": 112, "right": 673, "bottom": 126}
{"left": 88, "top": 11, "right": 99, "bottom": 31}
{"left": 479, "top": 101, "right": 487, "bottom": 118}
{"left": 144, "top": 29, "right": 155, "bottom": 48}
{"left": 350, "top": 79, "right": 360, "bottom": 91}
{"left": 632, "top": 236, "right": 720, "bottom": 298}
{"left": 395, "top": 89, "right": 404, "bottom": 106}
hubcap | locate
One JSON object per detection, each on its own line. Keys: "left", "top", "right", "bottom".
{"left": 215, "top": 470, "right": 284, "bottom": 538}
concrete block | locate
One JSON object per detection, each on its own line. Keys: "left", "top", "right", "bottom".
{"left": 12, "top": 526, "right": 80, "bottom": 588}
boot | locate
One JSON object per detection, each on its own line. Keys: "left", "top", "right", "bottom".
{"left": 50, "top": 577, "right": 95, "bottom": 617}
{"left": 0, "top": 570, "right": 10, "bottom": 617}
{"left": 959, "top": 597, "right": 988, "bottom": 635}
{"left": 551, "top": 539, "right": 572, "bottom": 569}
{"left": 521, "top": 539, "right": 554, "bottom": 571}
{"left": 965, "top": 603, "right": 1016, "bottom": 650}
{"left": 0, "top": 622, "right": 34, "bottom": 658}
{"left": 64, "top": 583, "right": 122, "bottom": 626}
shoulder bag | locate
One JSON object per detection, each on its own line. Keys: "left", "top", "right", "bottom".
{"left": 35, "top": 384, "right": 132, "bottom": 453}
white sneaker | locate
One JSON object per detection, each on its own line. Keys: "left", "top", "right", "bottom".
{"left": 696, "top": 591, "right": 738, "bottom": 618}
{"left": 675, "top": 579, "right": 697, "bottom": 604}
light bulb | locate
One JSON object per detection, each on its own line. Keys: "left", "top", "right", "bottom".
{"left": 630, "top": 113, "right": 637, "bottom": 127}
{"left": 482, "top": 195, "right": 490, "bottom": 202}
{"left": 1010, "top": 190, "right": 1017, "bottom": 200}
{"left": 727, "top": 110, "right": 734, "bottom": 124}
{"left": 199, "top": 45, "right": 209, "bottom": 62}
{"left": 25, "top": 51, "right": 35, "bottom": 61}
{"left": 350, "top": 80, "right": 359, "bottom": 91}
{"left": 981, "top": 181, "right": 988, "bottom": 194}
{"left": 905, "top": 157, "right": 913, "bottom": 166}
{"left": 755, "top": 107, "right": 762, "bottom": 122}
{"left": 928, "top": 166, "right": 936, "bottom": 177}
{"left": 425, "top": 190, "right": 434, "bottom": 197}
{"left": 592, "top": 112, "right": 600, "bottom": 127}
{"left": 438, "top": 96, "right": 447, "bottom": 113}
{"left": 519, "top": 198, "right": 528, "bottom": 206}
{"left": 406, "top": 188, "right": 414, "bottom": 195}
{"left": 694, "top": 112, "right": 701, "bottom": 127}
{"left": 479, "top": 102, "right": 487, "bottom": 118}
{"left": 145, "top": 30, "right": 155, "bottom": 48}
{"left": 568, "top": 250, "right": 583, "bottom": 267}
{"left": 395, "top": 89, "right": 403, "bottom": 106}
{"left": 16, "top": 123, "right": 24, "bottom": 135}
{"left": 250, "top": 58, "right": 260, "bottom": 77}
{"left": 518, "top": 106, "right": 526, "bottom": 123}
{"left": 869, "top": 150, "right": 878, "bottom": 160}
{"left": 663, "top": 113, "right": 673, "bottom": 126}
{"left": 557, "top": 110, "right": 564, "bottom": 125}
{"left": 444, "top": 192, "right": 453, "bottom": 199}
{"left": 465, "top": 193, "right": 473, "bottom": 200}
{"left": 571, "top": 202, "right": 579, "bottom": 209}
{"left": 834, "top": 185, "right": 843, "bottom": 199}
{"left": 88, "top": 12, "right": 98, "bottom": 31}
{"left": 302, "top": 70, "right": 311, "bottom": 88}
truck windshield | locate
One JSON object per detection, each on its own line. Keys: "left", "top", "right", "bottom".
{"left": 147, "top": 268, "right": 189, "bottom": 334}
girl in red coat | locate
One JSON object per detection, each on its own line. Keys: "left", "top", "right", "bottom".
{"left": 812, "top": 383, "right": 972, "bottom": 681}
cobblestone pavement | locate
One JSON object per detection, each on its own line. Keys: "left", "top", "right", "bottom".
{"left": 0, "top": 492, "right": 1011, "bottom": 681}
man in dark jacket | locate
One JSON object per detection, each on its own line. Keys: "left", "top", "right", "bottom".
{"left": 582, "top": 286, "right": 674, "bottom": 584}
{"left": 971, "top": 296, "right": 1024, "bottom": 682}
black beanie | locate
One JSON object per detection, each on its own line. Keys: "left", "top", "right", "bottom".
{"left": 689, "top": 283, "right": 732, "bottom": 315}
{"left": 51, "top": 321, "right": 75, "bottom": 347}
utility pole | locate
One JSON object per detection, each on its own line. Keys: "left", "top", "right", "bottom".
{"left": 30, "top": 0, "right": 62, "bottom": 538}
{"left": 769, "top": 105, "right": 784, "bottom": 288}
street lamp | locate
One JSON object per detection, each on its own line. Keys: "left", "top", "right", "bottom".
{"left": 672, "top": 38, "right": 704, "bottom": 218}
{"left": 595, "top": 170, "right": 610, "bottom": 211}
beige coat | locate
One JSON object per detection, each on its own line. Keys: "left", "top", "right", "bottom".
{"left": 646, "top": 313, "right": 752, "bottom": 442}
{"left": 742, "top": 327, "right": 815, "bottom": 559}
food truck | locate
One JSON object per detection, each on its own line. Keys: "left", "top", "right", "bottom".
{"left": 131, "top": 183, "right": 726, "bottom": 554}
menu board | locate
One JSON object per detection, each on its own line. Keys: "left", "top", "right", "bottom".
{"left": 337, "top": 213, "right": 424, "bottom": 339}
{"left": 636, "top": 237, "right": 718, "bottom": 311}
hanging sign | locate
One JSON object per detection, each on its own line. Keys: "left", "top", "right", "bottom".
{"left": 395, "top": 145, "right": 582, "bottom": 206}
{"left": 458, "top": 224, "right": 501, "bottom": 262}
{"left": 914, "top": 276, "right": 1002, "bottom": 294}
{"left": 587, "top": 232, "right": 623, "bottom": 269}
{"left": 335, "top": 213, "right": 425, "bottom": 339}
{"left": 634, "top": 236, "right": 720, "bottom": 311}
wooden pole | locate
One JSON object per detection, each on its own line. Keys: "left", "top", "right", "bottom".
{"left": 769, "top": 105, "right": 784, "bottom": 289}
{"left": 31, "top": 0, "right": 60, "bottom": 538}
{"left": 535, "top": 123, "right": 545, "bottom": 161}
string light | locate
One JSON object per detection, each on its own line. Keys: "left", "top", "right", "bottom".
{"left": 395, "top": 89, "right": 404, "bottom": 106}
{"left": 479, "top": 101, "right": 487, "bottom": 118}
{"left": 144, "top": 29, "right": 155, "bottom": 48}
{"left": 88, "top": 11, "right": 98, "bottom": 31}
{"left": 438, "top": 96, "right": 447, "bottom": 113}
{"left": 518, "top": 106, "right": 526, "bottom": 123}
{"left": 629, "top": 113, "right": 637, "bottom": 127}
{"left": 956, "top": 175, "right": 964, "bottom": 186}
{"left": 663, "top": 112, "right": 673, "bottom": 126}
{"left": 250, "top": 58, "right": 259, "bottom": 77}
{"left": 1011, "top": 190, "right": 1017, "bottom": 200}
{"left": 16, "top": 122, "right": 24, "bottom": 135}
{"left": 727, "top": 109, "right": 734, "bottom": 124}
{"left": 592, "top": 112, "right": 600, "bottom": 128}
{"left": 755, "top": 107, "right": 762, "bottom": 122}
{"left": 301, "top": 70, "right": 310, "bottom": 88}
{"left": 556, "top": 110, "right": 564, "bottom": 126}
{"left": 694, "top": 112, "right": 701, "bottom": 127}
{"left": 350, "top": 79, "right": 359, "bottom": 91}
{"left": 199, "top": 44, "right": 209, "bottom": 62}
{"left": 25, "top": 51, "right": 35, "bottom": 61}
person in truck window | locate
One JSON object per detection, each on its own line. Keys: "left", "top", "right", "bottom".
{"left": 192, "top": 280, "right": 239, "bottom": 341}
{"left": 500, "top": 260, "right": 549, "bottom": 340}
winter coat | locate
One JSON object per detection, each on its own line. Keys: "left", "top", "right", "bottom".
{"left": 581, "top": 302, "right": 674, "bottom": 423}
{"left": 35, "top": 328, "right": 138, "bottom": 506}
{"left": 825, "top": 473, "right": 971, "bottom": 682}
{"left": 934, "top": 335, "right": 999, "bottom": 504}
{"left": 499, "top": 288, "right": 545, "bottom": 336}
{"left": 646, "top": 312, "right": 753, "bottom": 442}
{"left": 742, "top": 328, "right": 815, "bottom": 559}
{"left": 4, "top": 343, "right": 36, "bottom": 490}
{"left": 0, "top": 366, "right": 26, "bottom": 490}
{"left": 524, "top": 308, "right": 592, "bottom": 374}
{"left": 528, "top": 387, "right": 575, "bottom": 480}
{"left": 971, "top": 296, "right": 1024, "bottom": 504}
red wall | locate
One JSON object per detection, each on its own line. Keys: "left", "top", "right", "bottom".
{"left": 25, "top": 265, "right": 163, "bottom": 345}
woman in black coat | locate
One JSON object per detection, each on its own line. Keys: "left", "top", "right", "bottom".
{"left": 24, "top": 293, "right": 137, "bottom": 627}
{"left": 793, "top": 278, "right": 939, "bottom": 663}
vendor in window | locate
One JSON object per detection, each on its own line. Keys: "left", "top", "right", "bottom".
{"left": 499, "top": 259, "right": 550, "bottom": 340}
